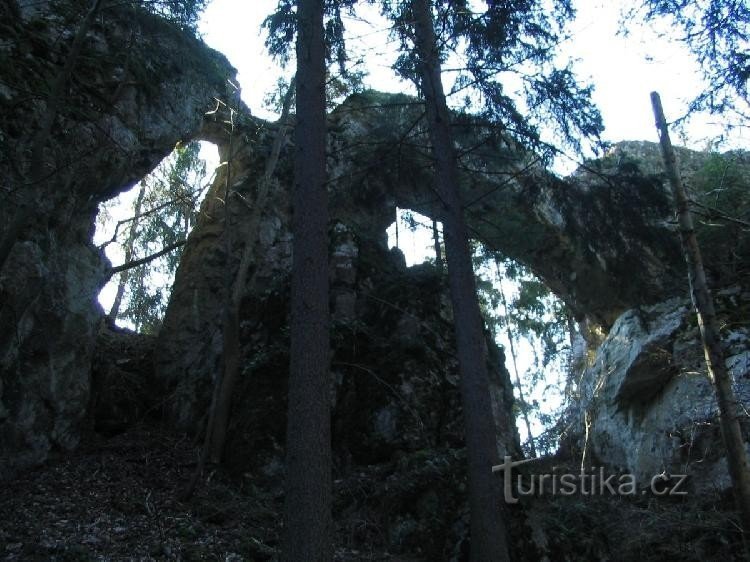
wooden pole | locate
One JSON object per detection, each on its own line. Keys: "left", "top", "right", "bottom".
{"left": 651, "top": 91, "right": 750, "bottom": 546}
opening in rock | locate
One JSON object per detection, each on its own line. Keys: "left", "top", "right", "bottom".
{"left": 480, "top": 256, "right": 574, "bottom": 456}
{"left": 386, "top": 208, "right": 443, "bottom": 267}
{"left": 94, "top": 140, "right": 219, "bottom": 333}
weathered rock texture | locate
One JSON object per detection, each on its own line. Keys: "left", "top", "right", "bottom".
{"left": 156, "top": 104, "right": 521, "bottom": 462}
{"left": 563, "top": 290, "right": 750, "bottom": 494}
{"left": 3, "top": 2, "right": 750, "bottom": 556}
{"left": 156, "top": 106, "right": 524, "bottom": 556}
{"left": 153, "top": 88, "right": 750, "bottom": 553}
{"left": 0, "top": 0, "right": 232, "bottom": 478}
{"left": 554, "top": 143, "right": 750, "bottom": 495}
{"left": 332, "top": 98, "right": 710, "bottom": 325}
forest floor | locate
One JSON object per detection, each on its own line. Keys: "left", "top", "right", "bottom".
{"left": 0, "top": 426, "right": 408, "bottom": 562}
{"left": 2, "top": 424, "right": 747, "bottom": 561}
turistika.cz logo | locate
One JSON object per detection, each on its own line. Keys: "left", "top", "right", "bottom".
{"left": 492, "top": 456, "right": 688, "bottom": 504}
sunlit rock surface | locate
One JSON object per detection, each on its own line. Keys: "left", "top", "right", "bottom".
{"left": 564, "top": 291, "right": 750, "bottom": 493}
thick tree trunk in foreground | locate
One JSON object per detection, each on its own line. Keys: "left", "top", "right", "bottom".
{"left": 282, "top": 0, "right": 332, "bottom": 559}
{"left": 412, "top": 0, "right": 510, "bottom": 559}
{"left": 652, "top": 91, "right": 750, "bottom": 543}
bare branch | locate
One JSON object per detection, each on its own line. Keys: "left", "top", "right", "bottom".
{"left": 106, "top": 240, "right": 185, "bottom": 279}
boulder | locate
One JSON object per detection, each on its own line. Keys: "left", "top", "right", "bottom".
{"left": 565, "top": 293, "right": 750, "bottom": 493}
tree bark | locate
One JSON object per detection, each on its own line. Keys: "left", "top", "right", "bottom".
{"left": 106, "top": 239, "right": 185, "bottom": 279}
{"left": 395, "top": 206, "right": 400, "bottom": 249}
{"left": 107, "top": 181, "right": 147, "bottom": 322}
{"left": 411, "top": 1, "right": 510, "bottom": 559}
{"left": 651, "top": 91, "right": 750, "bottom": 545}
{"left": 282, "top": 0, "right": 332, "bottom": 559}
{"left": 432, "top": 218, "right": 443, "bottom": 271}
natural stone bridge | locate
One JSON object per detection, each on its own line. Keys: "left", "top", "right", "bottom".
{"left": 0, "top": 0, "right": 712, "bottom": 475}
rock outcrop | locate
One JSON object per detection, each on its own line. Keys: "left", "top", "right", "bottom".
{"left": 155, "top": 105, "right": 521, "bottom": 467}
{"left": 0, "top": 0, "right": 233, "bottom": 478}
{"left": 3, "top": 4, "right": 750, "bottom": 558}
{"left": 554, "top": 142, "right": 750, "bottom": 496}
{"left": 563, "top": 289, "right": 750, "bottom": 494}
{"left": 326, "top": 97, "right": 689, "bottom": 327}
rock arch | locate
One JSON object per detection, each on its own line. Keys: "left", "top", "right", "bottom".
{"left": 153, "top": 93, "right": 690, "bottom": 464}
{"left": 0, "top": 1, "right": 233, "bottom": 476}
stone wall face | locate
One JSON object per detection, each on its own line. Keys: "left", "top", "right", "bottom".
{"left": 563, "top": 292, "right": 750, "bottom": 493}
{"left": 3, "top": 0, "right": 749, "bottom": 503}
{"left": 155, "top": 110, "right": 522, "bottom": 468}
{"left": 0, "top": 0, "right": 233, "bottom": 477}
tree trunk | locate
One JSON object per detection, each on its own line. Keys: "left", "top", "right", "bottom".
{"left": 180, "top": 85, "right": 242, "bottom": 501}
{"left": 495, "top": 260, "right": 536, "bottom": 458}
{"left": 209, "top": 76, "right": 296, "bottom": 463}
{"left": 432, "top": 218, "right": 443, "bottom": 271}
{"left": 107, "top": 181, "right": 147, "bottom": 322}
{"left": 0, "top": 0, "right": 105, "bottom": 272}
{"left": 282, "top": 0, "right": 332, "bottom": 559}
{"left": 411, "top": 1, "right": 510, "bottom": 559}
{"left": 395, "top": 206, "right": 400, "bottom": 249}
{"left": 651, "top": 91, "right": 750, "bottom": 544}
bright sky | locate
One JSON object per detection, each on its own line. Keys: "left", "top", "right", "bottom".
{"left": 197, "top": 0, "right": 745, "bottom": 447}
{"left": 197, "top": 0, "right": 746, "bottom": 159}
{"left": 100, "top": 0, "right": 745, "bottom": 325}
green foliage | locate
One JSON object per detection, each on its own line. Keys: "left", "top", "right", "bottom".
{"left": 473, "top": 246, "right": 574, "bottom": 455}
{"left": 262, "top": 0, "right": 296, "bottom": 65}
{"left": 263, "top": 0, "right": 359, "bottom": 70}
{"left": 382, "top": 0, "right": 605, "bottom": 158}
{"left": 103, "top": 141, "right": 209, "bottom": 333}
{"left": 138, "top": 0, "right": 209, "bottom": 32}
{"left": 262, "top": 2, "right": 366, "bottom": 108}
{"left": 626, "top": 0, "right": 749, "bottom": 124}
{"left": 689, "top": 151, "right": 750, "bottom": 285}
{"left": 57, "top": 0, "right": 208, "bottom": 32}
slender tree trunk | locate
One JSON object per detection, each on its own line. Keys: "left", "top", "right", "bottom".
{"left": 564, "top": 312, "right": 579, "bottom": 402}
{"left": 652, "top": 91, "right": 750, "bottom": 544}
{"left": 180, "top": 86, "right": 241, "bottom": 501}
{"left": 412, "top": 1, "right": 510, "bottom": 559}
{"left": 282, "top": 0, "right": 332, "bottom": 559}
{"left": 209, "top": 76, "right": 296, "bottom": 463}
{"left": 395, "top": 206, "right": 400, "bottom": 250}
{"left": 432, "top": 218, "right": 443, "bottom": 271}
{"left": 108, "top": 181, "right": 146, "bottom": 322}
{"left": 0, "top": 0, "right": 104, "bottom": 272}
{"left": 495, "top": 260, "right": 536, "bottom": 458}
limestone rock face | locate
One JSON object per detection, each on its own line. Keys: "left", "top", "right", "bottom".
{"left": 565, "top": 292, "right": 750, "bottom": 492}
{"left": 0, "top": 0, "right": 233, "bottom": 478}
{"left": 157, "top": 91, "right": 750, "bottom": 491}
{"left": 2, "top": 0, "right": 747, "bottom": 511}
{"left": 325, "top": 97, "right": 750, "bottom": 329}
{"left": 155, "top": 109, "right": 521, "bottom": 468}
